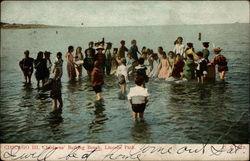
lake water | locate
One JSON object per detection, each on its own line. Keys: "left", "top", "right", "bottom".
{"left": 0, "top": 24, "right": 249, "bottom": 143}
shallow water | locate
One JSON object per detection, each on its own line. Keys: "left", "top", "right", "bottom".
{"left": 0, "top": 24, "right": 249, "bottom": 143}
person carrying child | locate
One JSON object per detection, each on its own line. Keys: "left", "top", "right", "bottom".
{"left": 211, "top": 47, "right": 228, "bottom": 81}
{"left": 127, "top": 76, "right": 149, "bottom": 120}
{"left": 43, "top": 68, "right": 63, "bottom": 109}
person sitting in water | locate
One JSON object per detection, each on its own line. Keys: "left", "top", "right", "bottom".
{"left": 116, "top": 58, "right": 129, "bottom": 95}
{"left": 127, "top": 76, "right": 149, "bottom": 120}
{"left": 43, "top": 68, "right": 63, "bottom": 110}
{"left": 135, "top": 57, "right": 148, "bottom": 86}
{"left": 195, "top": 51, "right": 208, "bottom": 84}
{"left": 91, "top": 61, "right": 105, "bottom": 100}
{"left": 53, "top": 52, "right": 63, "bottom": 79}
{"left": 210, "top": 47, "right": 228, "bottom": 81}
{"left": 181, "top": 54, "right": 196, "bottom": 81}
{"left": 19, "top": 50, "right": 34, "bottom": 84}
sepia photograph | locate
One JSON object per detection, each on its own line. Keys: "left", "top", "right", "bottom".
{"left": 0, "top": 0, "right": 249, "bottom": 160}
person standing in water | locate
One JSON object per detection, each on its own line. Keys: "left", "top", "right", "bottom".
{"left": 116, "top": 58, "right": 129, "bottom": 95}
{"left": 182, "top": 54, "right": 196, "bottom": 80}
{"left": 105, "top": 42, "right": 112, "bottom": 75}
{"left": 117, "top": 40, "right": 128, "bottom": 59}
{"left": 53, "top": 52, "right": 63, "bottom": 79}
{"left": 74, "top": 47, "right": 84, "bottom": 79}
{"left": 44, "top": 51, "right": 52, "bottom": 83}
{"left": 171, "top": 53, "right": 185, "bottom": 79}
{"left": 65, "top": 46, "right": 76, "bottom": 81}
{"left": 195, "top": 51, "right": 208, "bottom": 84}
{"left": 202, "top": 42, "right": 210, "bottom": 61}
{"left": 110, "top": 48, "right": 119, "bottom": 75}
{"left": 91, "top": 61, "right": 105, "bottom": 100}
{"left": 43, "top": 68, "right": 63, "bottom": 110}
{"left": 129, "top": 40, "right": 141, "bottom": 61}
{"left": 185, "top": 42, "right": 199, "bottom": 61}
{"left": 95, "top": 45, "right": 106, "bottom": 74}
{"left": 173, "top": 37, "right": 185, "bottom": 58}
{"left": 158, "top": 52, "right": 171, "bottom": 79}
{"left": 84, "top": 41, "right": 96, "bottom": 58}
{"left": 19, "top": 50, "right": 34, "bottom": 84}
{"left": 34, "top": 51, "right": 47, "bottom": 88}
{"left": 127, "top": 76, "right": 149, "bottom": 120}
{"left": 211, "top": 47, "right": 228, "bottom": 81}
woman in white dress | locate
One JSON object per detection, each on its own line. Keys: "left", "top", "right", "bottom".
{"left": 74, "top": 47, "right": 84, "bottom": 78}
{"left": 148, "top": 53, "right": 159, "bottom": 78}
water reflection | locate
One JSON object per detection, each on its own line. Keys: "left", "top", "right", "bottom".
{"left": 130, "top": 120, "right": 151, "bottom": 143}
{"left": 88, "top": 100, "right": 108, "bottom": 141}
{"left": 46, "top": 109, "right": 64, "bottom": 141}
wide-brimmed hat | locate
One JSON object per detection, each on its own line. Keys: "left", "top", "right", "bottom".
{"left": 213, "top": 47, "right": 222, "bottom": 53}
{"left": 96, "top": 46, "right": 104, "bottom": 50}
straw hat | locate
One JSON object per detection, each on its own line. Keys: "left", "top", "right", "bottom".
{"left": 213, "top": 47, "right": 222, "bottom": 53}
{"left": 96, "top": 45, "right": 104, "bottom": 50}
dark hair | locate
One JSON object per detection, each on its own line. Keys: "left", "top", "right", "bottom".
{"left": 113, "top": 48, "right": 118, "bottom": 52}
{"left": 120, "top": 40, "right": 125, "bottom": 44}
{"left": 196, "top": 51, "right": 203, "bottom": 57}
{"left": 187, "top": 54, "right": 194, "bottom": 60}
{"left": 135, "top": 76, "right": 144, "bottom": 86}
{"left": 187, "top": 42, "right": 193, "bottom": 48}
{"left": 24, "top": 50, "right": 29, "bottom": 55}
{"left": 158, "top": 46, "right": 163, "bottom": 50}
{"left": 37, "top": 51, "right": 43, "bottom": 59}
{"left": 202, "top": 42, "right": 209, "bottom": 48}
{"left": 68, "top": 46, "right": 74, "bottom": 52}
{"left": 44, "top": 51, "right": 51, "bottom": 56}
{"left": 138, "top": 57, "right": 145, "bottom": 65}
{"left": 94, "top": 60, "right": 101, "bottom": 68}
{"left": 168, "top": 51, "right": 174, "bottom": 56}
{"left": 57, "top": 52, "right": 62, "bottom": 57}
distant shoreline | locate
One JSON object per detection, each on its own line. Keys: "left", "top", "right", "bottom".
{"left": 0, "top": 23, "right": 64, "bottom": 29}
{"left": 1, "top": 22, "right": 248, "bottom": 29}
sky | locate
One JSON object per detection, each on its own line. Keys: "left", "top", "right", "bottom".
{"left": 1, "top": 1, "right": 249, "bottom": 27}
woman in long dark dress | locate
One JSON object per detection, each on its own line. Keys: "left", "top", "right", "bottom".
{"left": 34, "top": 51, "right": 48, "bottom": 88}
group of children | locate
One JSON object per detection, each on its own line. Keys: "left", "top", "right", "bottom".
{"left": 19, "top": 37, "right": 228, "bottom": 120}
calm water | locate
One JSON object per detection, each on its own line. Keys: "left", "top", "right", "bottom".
{"left": 0, "top": 24, "right": 249, "bottom": 143}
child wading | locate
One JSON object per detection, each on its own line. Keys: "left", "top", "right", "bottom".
{"left": 91, "top": 61, "right": 105, "bottom": 100}
{"left": 135, "top": 58, "right": 148, "bottom": 87}
{"left": 211, "top": 47, "right": 228, "bottom": 81}
{"left": 19, "top": 50, "right": 34, "bottom": 84}
{"left": 127, "top": 76, "right": 149, "bottom": 120}
{"left": 195, "top": 51, "right": 208, "bottom": 84}
{"left": 44, "top": 68, "right": 63, "bottom": 109}
{"left": 182, "top": 54, "right": 196, "bottom": 80}
{"left": 53, "top": 52, "right": 63, "bottom": 79}
{"left": 116, "top": 58, "right": 128, "bottom": 95}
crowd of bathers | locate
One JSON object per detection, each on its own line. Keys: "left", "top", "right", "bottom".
{"left": 19, "top": 36, "right": 228, "bottom": 120}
